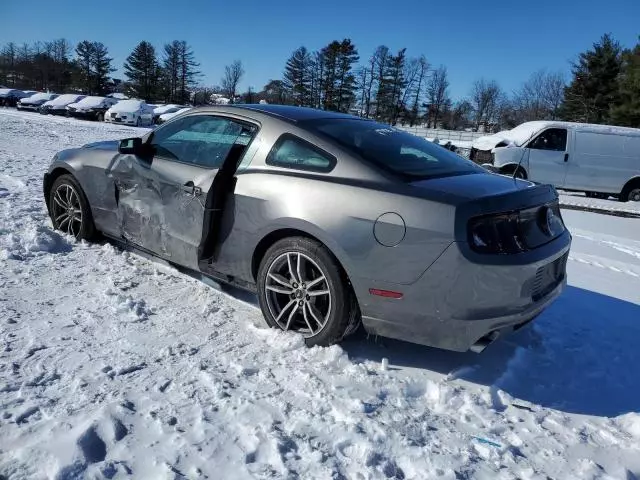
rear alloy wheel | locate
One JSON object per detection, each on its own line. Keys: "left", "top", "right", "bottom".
{"left": 49, "top": 175, "right": 96, "bottom": 240}
{"left": 257, "top": 237, "right": 359, "bottom": 346}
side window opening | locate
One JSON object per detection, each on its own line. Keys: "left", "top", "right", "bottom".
{"left": 529, "top": 128, "right": 567, "bottom": 152}
{"left": 151, "top": 115, "right": 256, "bottom": 168}
{"left": 266, "top": 135, "right": 335, "bottom": 172}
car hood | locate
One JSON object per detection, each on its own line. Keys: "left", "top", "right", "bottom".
{"left": 82, "top": 140, "right": 120, "bottom": 150}
{"left": 21, "top": 98, "right": 45, "bottom": 105}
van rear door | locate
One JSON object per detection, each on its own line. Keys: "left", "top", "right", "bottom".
{"left": 526, "top": 128, "right": 569, "bottom": 188}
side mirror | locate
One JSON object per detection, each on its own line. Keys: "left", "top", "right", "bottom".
{"left": 118, "top": 137, "right": 142, "bottom": 154}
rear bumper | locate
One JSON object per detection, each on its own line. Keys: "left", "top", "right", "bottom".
{"left": 356, "top": 231, "right": 571, "bottom": 352}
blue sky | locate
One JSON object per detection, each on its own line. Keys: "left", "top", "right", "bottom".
{"left": 2, "top": 0, "right": 639, "bottom": 99}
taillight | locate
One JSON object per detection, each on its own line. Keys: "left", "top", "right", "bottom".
{"left": 468, "top": 202, "right": 565, "bottom": 254}
{"left": 469, "top": 212, "right": 525, "bottom": 254}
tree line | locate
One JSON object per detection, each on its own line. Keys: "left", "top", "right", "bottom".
{"left": 1, "top": 34, "right": 639, "bottom": 129}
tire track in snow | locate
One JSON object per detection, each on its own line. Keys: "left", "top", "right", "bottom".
{"left": 569, "top": 255, "right": 639, "bottom": 277}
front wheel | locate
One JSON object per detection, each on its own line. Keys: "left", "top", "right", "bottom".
{"left": 257, "top": 237, "right": 359, "bottom": 347}
{"left": 48, "top": 174, "right": 97, "bottom": 240}
{"left": 96, "top": 112, "right": 104, "bottom": 122}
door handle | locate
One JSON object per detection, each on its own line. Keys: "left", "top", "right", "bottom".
{"left": 564, "top": 153, "right": 569, "bottom": 162}
{"left": 182, "top": 181, "right": 202, "bottom": 196}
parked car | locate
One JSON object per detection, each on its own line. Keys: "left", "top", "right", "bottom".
{"left": 157, "top": 107, "right": 191, "bottom": 124}
{"left": 40, "top": 94, "right": 86, "bottom": 115}
{"left": 104, "top": 99, "right": 155, "bottom": 127}
{"left": 0, "top": 88, "right": 31, "bottom": 107}
{"left": 66, "top": 96, "right": 118, "bottom": 121}
{"left": 17, "top": 92, "right": 59, "bottom": 111}
{"left": 43, "top": 105, "right": 571, "bottom": 352}
{"left": 485, "top": 121, "right": 640, "bottom": 202}
{"left": 107, "top": 92, "right": 129, "bottom": 100}
{"left": 152, "top": 104, "right": 185, "bottom": 123}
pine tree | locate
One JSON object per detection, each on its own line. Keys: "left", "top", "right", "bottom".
{"left": 178, "top": 41, "right": 200, "bottom": 104}
{"left": 124, "top": 41, "right": 160, "bottom": 101}
{"left": 334, "top": 39, "right": 359, "bottom": 112}
{"left": 162, "top": 41, "right": 180, "bottom": 102}
{"left": 92, "top": 42, "right": 114, "bottom": 95}
{"left": 161, "top": 40, "right": 199, "bottom": 103}
{"left": 377, "top": 48, "right": 406, "bottom": 124}
{"left": 610, "top": 39, "right": 640, "bottom": 127}
{"left": 318, "top": 39, "right": 358, "bottom": 112}
{"left": 283, "top": 46, "right": 311, "bottom": 106}
{"left": 74, "top": 41, "right": 94, "bottom": 93}
{"left": 560, "top": 34, "right": 622, "bottom": 124}
{"left": 320, "top": 41, "right": 340, "bottom": 111}
{"left": 0, "top": 42, "right": 17, "bottom": 87}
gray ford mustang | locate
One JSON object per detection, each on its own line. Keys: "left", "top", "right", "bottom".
{"left": 43, "top": 105, "right": 571, "bottom": 352}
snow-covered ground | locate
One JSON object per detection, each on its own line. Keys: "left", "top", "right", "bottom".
{"left": 1, "top": 109, "right": 640, "bottom": 480}
{"left": 559, "top": 190, "right": 640, "bottom": 216}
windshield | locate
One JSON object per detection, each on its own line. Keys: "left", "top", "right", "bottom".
{"left": 307, "top": 119, "right": 482, "bottom": 180}
{"left": 49, "top": 94, "right": 81, "bottom": 105}
{"left": 26, "top": 93, "right": 50, "bottom": 102}
{"left": 75, "top": 96, "right": 105, "bottom": 108}
{"left": 110, "top": 99, "right": 143, "bottom": 112}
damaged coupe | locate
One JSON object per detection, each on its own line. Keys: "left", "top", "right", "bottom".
{"left": 43, "top": 105, "right": 571, "bottom": 352}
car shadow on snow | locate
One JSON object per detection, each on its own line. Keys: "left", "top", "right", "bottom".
{"left": 343, "top": 285, "right": 640, "bottom": 418}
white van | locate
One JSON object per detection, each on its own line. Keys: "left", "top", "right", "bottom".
{"left": 488, "top": 121, "right": 640, "bottom": 202}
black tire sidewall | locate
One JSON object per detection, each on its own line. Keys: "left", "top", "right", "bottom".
{"left": 49, "top": 174, "right": 96, "bottom": 240}
{"left": 257, "top": 237, "right": 352, "bottom": 347}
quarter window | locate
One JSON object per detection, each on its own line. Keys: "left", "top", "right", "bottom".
{"left": 151, "top": 115, "right": 255, "bottom": 168}
{"left": 267, "top": 135, "right": 335, "bottom": 172}
{"left": 529, "top": 128, "right": 567, "bottom": 151}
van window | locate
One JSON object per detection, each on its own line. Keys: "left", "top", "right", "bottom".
{"left": 528, "top": 128, "right": 567, "bottom": 152}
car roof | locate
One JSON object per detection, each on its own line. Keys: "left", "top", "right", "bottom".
{"left": 196, "top": 104, "right": 369, "bottom": 123}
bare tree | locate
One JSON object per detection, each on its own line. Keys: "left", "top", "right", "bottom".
{"left": 513, "top": 70, "right": 565, "bottom": 122}
{"left": 426, "top": 65, "right": 449, "bottom": 128}
{"left": 543, "top": 71, "right": 565, "bottom": 119}
{"left": 470, "top": 78, "right": 503, "bottom": 130}
{"left": 221, "top": 60, "right": 244, "bottom": 103}
{"left": 409, "top": 56, "right": 428, "bottom": 126}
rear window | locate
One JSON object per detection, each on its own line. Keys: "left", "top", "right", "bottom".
{"left": 307, "top": 119, "right": 482, "bottom": 180}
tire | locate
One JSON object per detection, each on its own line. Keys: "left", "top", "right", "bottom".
{"left": 257, "top": 237, "right": 359, "bottom": 347}
{"left": 621, "top": 182, "right": 640, "bottom": 202}
{"left": 135, "top": 117, "right": 141, "bottom": 127}
{"left": 513, "top": 167, "right": 527, "bottom": 179}
{"left": 48, "top": 174, "right": 97, "bottom": 241}
{"left": 96, "top": 112, "right": 104, "bottom": 122}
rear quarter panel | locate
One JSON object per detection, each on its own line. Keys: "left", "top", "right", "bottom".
{"left": 214, "top": 171, "right": 456, "bottom": 290}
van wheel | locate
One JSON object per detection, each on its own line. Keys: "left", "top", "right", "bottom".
{"left": 625, "top": 187, "right": 640, "bottom": 202}
{"left": 620, "top": 181, "right": 640, "bottom": 202}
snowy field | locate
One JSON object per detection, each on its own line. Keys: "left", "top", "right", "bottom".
{"left": 558, "top": 191, "right": 640, "bottom": 216}
{"left": 1, "top": 109, "right": 640, "bottom": 479}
